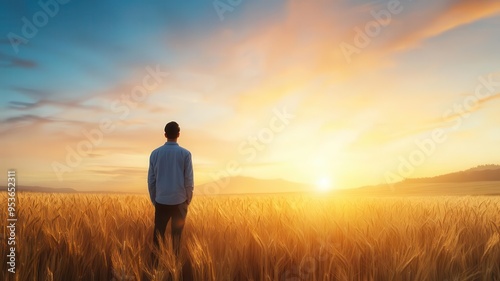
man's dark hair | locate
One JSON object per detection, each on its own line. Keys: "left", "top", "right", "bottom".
{"left": 164, "top": 121, "right": 180, "bottom": 139}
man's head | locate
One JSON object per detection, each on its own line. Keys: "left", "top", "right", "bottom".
{"left": 164, "top": 121, "right": 180, "bottom": 141}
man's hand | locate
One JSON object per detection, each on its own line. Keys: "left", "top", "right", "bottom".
{"left": 186, "top": 190, "right": 193, "bottom": 205}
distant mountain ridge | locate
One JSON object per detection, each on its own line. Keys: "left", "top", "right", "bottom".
{"left": 196, "top": 176, "right": 310, "bottom": 195}
{"left": 0, "top": 186, "right": 136, "bottom": 194}
{"left": 402, "top": 165, "right": 500, "bottom": 184}
{"left": 466, "top": 164, "right": 500, "bottom": 172}
{"left": 341, "top": 164, "right": 500, "bottom": 196}
{"left": 2, "top": 164, "right": 499, "bottom": 194}
{"left": 0, "top": 186, "right": 78, "bottom": 193}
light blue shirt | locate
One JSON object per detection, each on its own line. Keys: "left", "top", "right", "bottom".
{"left": 148, "top": 142, "right": 194, "bottom": 205}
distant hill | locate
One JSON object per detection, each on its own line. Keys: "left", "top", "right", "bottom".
{"left": 342, "top": 164, "right": 500, "bottom": 196}
{"left": 3, "top": 165, "right": 499, "bottom": 196}
{"left": 0, "top": 186, "right": 138, "bottom": 194}
{"left": 342, "top": 181, "right": 500, "bottom": 196}
{"left": 0, "top": 178, "right": 311, "bottom": 195}
{"left": 466, "top": 164, "right": 500, "bottom": 172}
{"left": 402, "top": 166, "right": 500, "bottom": 184}
{"left": 0, "top": 186, "right": 78, "bottom": 193}
{"left": 195, "top": 176, "right": 311, "bottom": 195}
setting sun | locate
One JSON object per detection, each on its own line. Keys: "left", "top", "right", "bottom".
{"left": 316, "top": 177, "right": 333, "bottom": 192}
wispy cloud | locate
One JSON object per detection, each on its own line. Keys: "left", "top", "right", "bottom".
{"left": 3, "top": 114, "right": 54, "bottom": 124}
{"left": 11, "top": 87, "right": 51, "bottom": 98}
{"left": 0, "top": 52, "right": 37, "bottom": 68}
{"left": 387, "top": 0, "right": 500, "bottom": 51}
{"left": 8, "top": 98, "right": 102, "bottom": 111}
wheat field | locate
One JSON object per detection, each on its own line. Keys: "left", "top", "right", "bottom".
{"left": 1, "top": 192, "right": 500, "bottom": 281}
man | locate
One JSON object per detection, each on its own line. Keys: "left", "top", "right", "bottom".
{"left": 148, "top": 121, "right": 194, "bottom": 257}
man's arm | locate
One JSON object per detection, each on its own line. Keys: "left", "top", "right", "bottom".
{"left": 147, "top": 152, "right": 157, "bottom": 206}
{"left": 184, "top": 152, "right": 194, "bottom": 204}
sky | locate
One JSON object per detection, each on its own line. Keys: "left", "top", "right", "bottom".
{"left": 1, "top": 0, "right": 499, "bottom": 193}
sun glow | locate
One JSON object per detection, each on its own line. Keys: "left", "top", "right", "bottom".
{"left": 316, "top": 176, "right": 333, "bottom": 192}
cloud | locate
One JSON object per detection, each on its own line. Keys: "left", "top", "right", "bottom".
{"left": 8, "top": 101, "right": 38, "bottom": 109}
{"left": 350, "top": 88, "right": 500, "bottom": 150}
{"left": 344, "top": 121, "right": 430, "bottom": 150}
{"left": 0, "top": 112, "right": 91, "bottom": 137}
{"left": 477, "top": 91, "right": 500, "bottom": 106}
{"left": 387, "top": 0, "right": 500, "bottom": 52}
{"left": 8, "top": 98, "right": 102, "bottom": 111}
{"left": 10, "top": 57, "right": 37, "bottom": 68}
{"left": 3, "top": 114, "right": 54, "bottom": 124}
{"left": 86, "top": 167, "right": 146, "bottom": 177}
{"left": 11, "top": 87, "right": 51, "bottom": 98}
{"left": 0, "top": 52, "right": 37, "bottom": 68}
{"left": 441, "top": 91, "right": 500, "bottom": 124}
{"left": 151, "top": 0, "right": 500, "bottom": 156}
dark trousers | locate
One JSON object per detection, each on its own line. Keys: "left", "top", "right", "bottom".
{"left": 153, "top": 201, "right": 188, "bottom": 257}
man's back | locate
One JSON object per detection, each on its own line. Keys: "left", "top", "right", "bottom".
{"left": 149, "top": 121, "right": 193, "bottom": 262}
{"left": 148, "top": 142, "right": 193, "bottom": 205}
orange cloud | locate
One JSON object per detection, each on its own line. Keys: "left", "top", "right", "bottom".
{"left": 389, "top": 0, "right": 500, "bottom": 51}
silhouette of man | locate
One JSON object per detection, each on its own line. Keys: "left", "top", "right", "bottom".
{"left": 148, "top": 121, "right": 194, "bottom": 258}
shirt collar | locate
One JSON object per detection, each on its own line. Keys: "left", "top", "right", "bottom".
{"left": 165, "top": 141, "right": 179, "bottom": 146}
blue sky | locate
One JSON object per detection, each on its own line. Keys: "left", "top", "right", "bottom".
{"left": 1, "top": 0, "right": 500, "bottom": 192}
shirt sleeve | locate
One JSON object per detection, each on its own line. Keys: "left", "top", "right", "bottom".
{"left": 184, "top": 151, "right": 194, "bottom": 204}
{"left": 147, "top": 152, "right": 156, "bottom": 205}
